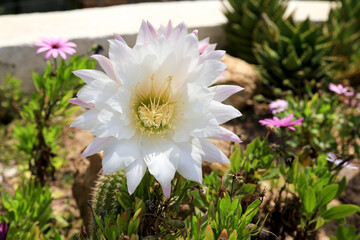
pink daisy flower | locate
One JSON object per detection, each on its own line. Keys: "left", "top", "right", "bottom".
{"left": 259, "top": 114, "right": 304, "bottom": 131}
{"left": 329, "top": 83, "right": 354, "bottom": 96}
{"left": 34, "top": 37, "right": 77, "bottom": 60}
{"left": 269, "top": 99, "right": 288, "bottom": 114}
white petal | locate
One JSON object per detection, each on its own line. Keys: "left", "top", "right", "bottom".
{"left": 193, "top": 138, "right": 230, "bottom": 164}
{"left": 188, "top": 59, "right": 226, "bottom": 86}
{"left": 81, "top": 136, "right": 112, "bottom": 158}
{"left": 176, "top": 142, "right": 202, "bottom": 183}
{"left": 73, "top": 69, "right": 109, "bottom": 84}
{"left": 142, "top": 138, "right": 179, "bottom": 198}
{"left": 199, "top": 50, "right": 226, "bottom": 63}
{"left": 125, "top": 157, "right": 147, "bottom": 194}
{"left": 208, "top": 126, "right": 242, "bottom": 143}
{"left": 167, "top": 22, "right": 187, "bottom": 46}
{"left": 105, "top": 88, "right": 131, "bottom": 114}
{"left": 70, "top": 109, "right": 99, "bottom": 130}
{"left": 108, "top": 39, "right": 131, "bottom": 67}
{"left": 92, "top": 54, "right": 121, "bottom": 84}
{"left": 102, "top": 136, "right": 141, "bottom": 174}
{"left": 77, "top": 78, "right": 118, "bottom": 108}
{"left": 210, "top": 85, "right": 244, "bottom": 102}
{"left": 208, "top": 101, "right": 242, "bottom": 124}
{"left": 91, "top": 115, "right": 135, "bottom": 140}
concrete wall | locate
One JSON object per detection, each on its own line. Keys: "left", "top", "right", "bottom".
{"left": 0, "top": 1, "right": 335, "bottom": 92}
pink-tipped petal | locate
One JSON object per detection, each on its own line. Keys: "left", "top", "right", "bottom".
{"left": 136, "top": 20, "right": 154, "bottom": 46}
{"left": 113, "top": 33, "right": 127, "bottom": 45}
{"left": 92, "top": 54, "right": 121, "bottom": 84}
{"left": 68, "top": 98, "right": 95, "bottom": 108}
{"left": 164, "top": 20, "right": 173, "bottom": 38}
{"left": 147, "top": 21, "right": 158, "bottom": 39}
{"left": 162, "top": 184, "right": 171, "bottom": 199}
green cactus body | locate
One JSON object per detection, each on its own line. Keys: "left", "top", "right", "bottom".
{"left": 253, "top": 16, "right": 335, "bottom": 97}
{"left": 92, "top": 171, "right": 126, "bottom": 217}
{"left": 224, "top": 0, "right": 288, "bottom": 64}
{"left": 90, "top": 171, "right": 127, "bottom": 238}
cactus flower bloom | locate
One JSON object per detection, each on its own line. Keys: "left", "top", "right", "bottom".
{"left": 34, "top": 37, "right": 77, "bottom": 60}
{"left": 69, "top": 21, "right": 242, "bottom": 198}
{"left": 0, "top": 221, "right": 10, "bottom": 240}
{"left": 269, "top": 99, "right": 288, "bottom": 114}
{"left": 259, "top": 114, "right": 304, "bottom": 131}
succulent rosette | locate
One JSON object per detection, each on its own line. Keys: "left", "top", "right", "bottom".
{"left": 69, "top": 21, "right": 243, "bottom": 198}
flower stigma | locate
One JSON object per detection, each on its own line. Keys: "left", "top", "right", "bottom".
{"left": 134, "top": 74, "right": 176, "bottom": 135}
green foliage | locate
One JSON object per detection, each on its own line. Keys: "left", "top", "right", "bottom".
{"left": 0, "top": 179, "right": 63, "bottom": 240}
{"left": 223, "top": 0, "right": 287, "bottom": 63}
{"left": 88, "top": 165, "right": 265, "bottom": 240}
{"left": 0, "top": 74, "right": 25, "bottom": 125}
{"left": 326, "top": 0, "right": 360, "bottom": 83}
{"left": 330, "top": 225, "right": 360, "bottom": 240}
{"left": 277, "top": 91, "right": 360, "bottom": 159}
{"left": 187, "top": 196, "right": 266, "bottom": 240}
{"left": 14, "top": 55, "right": 95, "bottom": 184}
{"left": 254, "top": 17, "right": 335, "bottom": 97}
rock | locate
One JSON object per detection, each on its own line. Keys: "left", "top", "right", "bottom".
{"left": 72, "top": 153, "right": 102, "bottom": 232}
{"left": 217, "top": 54, "right": 261, "bottom": 110}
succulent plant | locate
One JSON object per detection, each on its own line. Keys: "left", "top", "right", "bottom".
{"left": 223, "top": 0, "right": 288, "bottom": 64}
{"left": 91, "top": 171, "right": 126, "bottom": 218}
{"left": 253, "top": 16, "right": 335, "bottom": 97}
{"left": 326, "top": 0, "right": 360, "bottom": 83}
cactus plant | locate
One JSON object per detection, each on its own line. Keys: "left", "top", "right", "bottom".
{"left": 253, "top": 16, "right": 335, "bottom": 97}
{"left": 326, "top": 0, "right": 360, "bottom": 83}
{"left": 223, "top": 0, "right": 288, "bottom": 64}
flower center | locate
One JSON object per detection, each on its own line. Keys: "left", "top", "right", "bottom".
{"left": 134, "top": 74, "right": 176, "bottom": 135}
{"left": 138, "top": 98, "right": 174, "bottom": 129}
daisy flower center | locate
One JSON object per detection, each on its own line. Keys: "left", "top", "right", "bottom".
{"left": 134, "top": 74, "right": 176, "bottom": 135}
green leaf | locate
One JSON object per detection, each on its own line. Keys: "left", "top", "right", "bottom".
{"left": 229, "top": 229, "right": 238, "bottom": 240}
{"left": 282, "top": 48, "right": 302, "bottom": 71}
{"left": 322, "top": 205, "right": 360, "bottom": 221}
{"left": 303, "top": 186, "right": 316, "bottom": 213}
{"left": 203, "top": 225, "right": 214, "bottom": 240}
{"left": 310, "top": 217, "right": 324, "bottom": 232}
{"left": 317, "top": 184, "right": 338, "bottom": 207}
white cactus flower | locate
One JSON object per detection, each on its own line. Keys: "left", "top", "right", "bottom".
{"left": 69, "top": 21, "right": 243, "bottom": 198}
